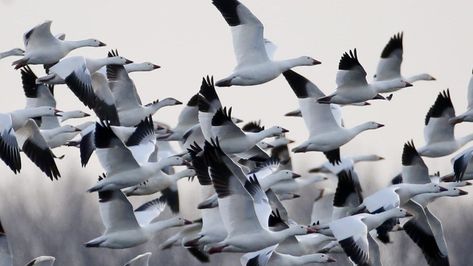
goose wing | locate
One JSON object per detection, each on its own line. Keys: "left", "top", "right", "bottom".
{"left": 374, "top": 33, "right": 403, "bottom": 81}
{"left": 98, "top": 189, "right": 140, "bottom": 234}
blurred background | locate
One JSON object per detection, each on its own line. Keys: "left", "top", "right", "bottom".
{"left": 0, "top": 0, "right": 473, "bottom": 265}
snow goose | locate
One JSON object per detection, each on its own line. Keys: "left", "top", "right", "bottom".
{"left": 123, "top": 252, "right": 151, "bottom": 266}
{"left": 270, "top": 175, "right": 327, "bottom": 195}
{"left": 211, "top": 107, "right": 288, "bottom": 156}
{"left": 106, "top": 62, "right": 181, "bottom": 126}
{"left": 417, "top": 90, "right": 473, "bottom": 157}
{"left": 87, "top": 122, "right": 187, "bottom": 192}
{"left": 24, "top": 256, "right": 55, "bottom": 266}
{"left": 13, "top": 20, "right": 105, "bottom": 69}
{"left": 123, "top": 168, "right": 196, "bottom": 196}
{"left": 317, "top": 49, "right": 411, "bottom": 104}
{"left": 283, "top": 70, "right": 384, "bottom": 164}
{"left": 159, "top": 94, "right": 199, "bottom": 141}
{"left": 85, "top": 189, "right": 191, "bottom": 249}
{"left": 241, "top": 245, "right": 336, "bottom": 266}
{"left": 211, "top": 0, "right": 320, "bottom": 87}
{"left": 353, "top": 183, "right": 446, "bottom": 243}
{"left": 403, "top": 187, "right": 468, "bottom": 266}
{"left": 450, "top": 70, "right": 473, "bottom": 124}
{"left": 202, "top": 140, "right": 315, "bottom": 254}
{"left": 0, "top": 109, "right": 61, "bottom": 179}
{"left": 20, "top": 66, "right": 90, "bottom": 129}
{"left": 0, "top": 48, "right": 24, "bottom": 60}
{"left": 309, "top": 154, "right": 384, "bottom": 175}
{"left": 373, "top": 32, "right": 435, "bottom": 93}
{"left": 328, "top": 208, "right": 412, "bottom": 266}
{"left": 36, "top": 54, "right": 132, "bottom": 84}
{"left": 40, "top": 124, "right": 81, "bottom": 149}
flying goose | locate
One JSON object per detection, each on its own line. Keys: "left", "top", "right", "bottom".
{"left": 328, "top": 208, "right": 412, "bottom": 266}
{"left": 417, "top": 90, "right": 473, "bottom": 157}
{"left": 403, "top": 187, "right": 467, "bottom": 266}
{"left": 13, "top": 20, "right": 105, "bottom": 69}
{"left": 211, "top": 0, "right": 320, "bottom": 87}
{"left": 373, "top": 32, "right": 435, "bottom": 93}
{"left": 0, "top": 48, "right": 24, "bottom": 60}
{"left": 0, "top": 108, "right": 61, "bottom": 179}
{"left": 24, "top": 256, "right": 55, "bottom": 266}
{"left": 159, "top": 94, "right": 199, "bottom": 141}
{"left": 123, "top": 252, "right": 151, "bottom": 266}
{"left": 282, "top": 70, "right": 384, "bottom": 164}
{"left": 450, "top": 70, "right": 473, "bottom": 124}
{"left": 36, "top": 54, "right": 132, "bottom": 84}
{"left": 317, "top": 49, "right": 411, "bottom": 104}
{"left": 202, "top": 140, "right": 315, "bottom": 254}
{"left": 40, "top": 124, "right": 82, "bottom": 149}
{"left": 331, "top": 169, "right": 364, "bottom": 220}
{"left": 20, "top": 66, "right": 90, "bottom": 130}
{"left": 85, "top": 189, "right": 191, "bottom": 249}
{"left": 123, "top": 168, "right": 196, "bottom": 196}
{"left": 309, "top": 154, "right": 384, "bottom": 175}
{"left": 241, "top": 245, "right": 336, "bottom": 266}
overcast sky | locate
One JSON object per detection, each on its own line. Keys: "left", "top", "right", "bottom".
{"left": 0, "top": 0, "right": 473, "bottom": 265}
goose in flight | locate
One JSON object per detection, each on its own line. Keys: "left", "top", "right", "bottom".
{"left": 283, "top": 70, "right": 384, "bottom": 164}
{"left": 13, "top": 20, "right": 105, "bottom": 69}
{"left": 123, "top": 252, "right": 151, "bottom": 266}
{"left": 202, "top": 140, "right": 315, "bottom": 254}
{"left": 309, "top": 154, "right": 384, "bottom": 175}
{"left": 85, "top": 189, "right": 191, "bottom": 249}
{"left": 373, "top": 32, "right": 435, "bottom": 93}
{"left": 450, "top": 70, "right": 473, "bottom": 124}
{"left": 0, "top": 108, "right": 62, "bottom": 180}
{"left": 417, "top": 90, "right": 473, "bottom": 157}
{"left": 211, "top": 0, "right": 320, "bottom": 87}
{"left": 318, "top": 49, "right": 411, "bottom": 104}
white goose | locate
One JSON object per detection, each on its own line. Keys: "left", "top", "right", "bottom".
{"left": 282, "top": 70, "right": 384, "bottom": 164}
{"left": 203, "top": 140, "right": 315, "bottom": 254}
{"left": 159, "top": 94, "right": 199, "bottom": 141}
{"left": 417, "top": 90, "right": 473, "bottom": 157}
{"left": 211, "top": 0, "right": 320, "bottom": 87}
{"left": 0, "top": 48, "right": 24, "bottom": 60}
{"left": 20, "top": 66, "right": 90, "bottom": 130}
{"left": 328, "top": 208, "right": 412, "bottom": 266}
{"left": 13, "top": 20, "right": 105, "bottom": 69}
{"left": 450, "top": 70, "right": 473, "bottom": 124}
{"left": 211, "top": 107, "right": 287, "bottom": 156}
{"left": 124, "top": 168, "right": 196, "bottom": 196}
{"left": 241, "top": 245, "right": 336, "bottom": 266}
{"left": 317, "top": 49, "right": 411, "bottom": 104}
{"left": 24, "top": 256, "right": 55, "bottom": 266}
{"left": 87, "top": 122, "right": 187, "bottom": 192}
{"left": 0, "top": 108, "right": 62, "bottom": 180}
{"left": 373, "top": 32, "right": 435, "bottom": 93}
{"left": 40, "top": 124, "right": 81, "bottom": 149}
{"left": 36, "top": 54, "right": 132, "bottom": 84}
{"left": 123, "top": 252, "right": 151, "bottom": 266}
{"left": 309, "top": 154, "right": 384, "bottom": 175}
{"left": 85, "top": 190, "right": 191, "bottom": 249}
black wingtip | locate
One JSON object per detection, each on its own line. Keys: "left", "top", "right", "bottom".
{"left": 402, "top": 140, "right": 419, "bottom": 166}
{"left": 242, "top": 120, "right": 265, "bottom": 133}
{"left": 212, "top": 0, "right": 241, "bottom": 27}
{"left": 211, "top": 107, "right": 233, "bottom": 126}
{"left": 324, "top": 148, "right": 341, "bottom": 165}
{"left": 282, "top": 70, "right": 310, "bottom": 98}
{"left": 381, "top": 32, "right": 403, "bottom": 58}
{"left": 338, "top": 49, "right": 361, "bottom": 70}
{"left": 425, "top": 89, "right": 453, "bottom": 125}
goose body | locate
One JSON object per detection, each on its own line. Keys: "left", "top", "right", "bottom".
{"left": 124, "top": 168, "right": 196, "bottom": 196}
{"left": 211, "top": 0, "right": 319, "bottom": 87}
{"left": 13, "top": 20, "right": 105, "bottom": 69}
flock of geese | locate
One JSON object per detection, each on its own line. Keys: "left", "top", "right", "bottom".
{"left": 0, "top": 0, "right": 471, "bottom": 265}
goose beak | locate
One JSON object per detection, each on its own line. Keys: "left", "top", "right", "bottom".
{"left": 327, "top": 257, "right": 337, "bottom": 263}
{"left": 292, "top": 146, "right": 307, "bottom": 153}
{"left": 363, "top": 102, "right": 371, "bottom": 106}
{"left": 377, "top": 123, "right": 385, "bottom": 128}
{"left": 292, "top": 194, "right": 301, "bottom": 198}
{"left": 459, "top": 189, "right": 468, "bottom": 195}
{"left": 430, "top": 77, "right": 436, "bottom": 81}
{"left": 281, "top": 128, "right": 289, "bottom": 133}
{"left": 292, "top": 173, "right": 301, "bottom": 179}
{"left": 83, "top": 112, "right": 91, "bottom": 117}
{"left": 287, "top": 139, "right": 295, "bottom": 144}
{"left": 465, "top": 181, "right": 472, "bottom": 186}
{"left": 306, "top": 227, "right": 317, "bottom": 234}
{"left": 125, "top": 58, "right": 134, "bottom": 64}
{"left": 54, "top": 109, "right": 63, "bottom": 116}
{"left": 439, "top": 186, "right": 448, "bottom": 192}
{"left": 312, "top": 59, "right": 321, "bottom": 65}
{"left": 378, "top": 156, "right": 385, "bottom": 160}
{"left": 153, "top": 64, "right": 161, "bottom": 69}
{"left": 405, "top": 212, "right": 414, "bottom": 217}
{"left": 174, "top": 100, "right": 183, "bottom": 105}
{"left": 405, "top": 82, "right": 413, "bottom": 87}
{"left": 74, "top": 127, "right": 82, "bottom": 132}
{"left": 98, "top": 41, "right": 106, "bottom": 47}
{"left": 184, "top": 219, "right": 193, "bottom": 225}
{"left": 373, "top": 94, "right": 386, "bottom": 100}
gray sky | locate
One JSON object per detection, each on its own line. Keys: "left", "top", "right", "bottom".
{"left": 0, "top": 0, "right": 473, "bottom": 265}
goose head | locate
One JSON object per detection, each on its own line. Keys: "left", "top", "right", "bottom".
{"left": 33, "top": 106, "right": 63, "bottom": 117}
{"left": 62, "top": 110, "right": 90, "bottom": 119}
{"left": 171, "top": 217, "right": 193, "bottom": 227}
{"left": 159, "top": 97, "right": 183, "bottom": 107}
{"left": 447, "top": 187, "right": 468, "bottom": 196}
{"left": 296, "top": 56, "right": 321, "bottom": 66}
{"left": 82, "top": 39, "right": 106, "bottom": 47}
{"left": 108, "top": 55, "right": 133, "bottom": 65}
{"left": 362, "top": 121, "right": 384, "bottom": 130}
{"left": 158, "top": 156, "right": 189, "bottom": 168}
{"left": 272, "top": 170, "right": 301, "bottom": 181}
{"left": 310, "top": 254, "right": 337, "bottom": 263}
{"left": 265, "top": 126, "right": 289, "bottom": 137}
{"left": 60, "top": 125, "right": 82, "bottom": 133}
{"left": 385, "top": 208, "right": 413, "bottom": 219}
{"left": 287, "top": 224, "right": 317, "bottom": 236}
{"left": 126, "top": 62, "right": 160, "bottom": 71}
